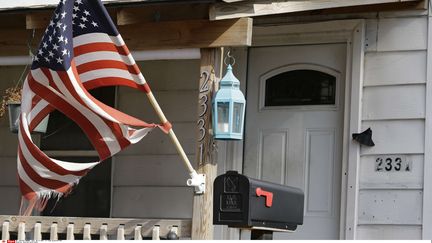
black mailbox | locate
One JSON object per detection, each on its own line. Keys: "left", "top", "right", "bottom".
{"left": 213, "top": 171, "right": 304, "bottom": 231}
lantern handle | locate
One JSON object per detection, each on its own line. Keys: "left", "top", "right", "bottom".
{"left": 224, "top": 50, "right": 236, "bottom": 67}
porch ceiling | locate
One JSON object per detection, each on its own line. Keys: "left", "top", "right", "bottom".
{"left": 210, "top": 0, "right": 427, "bottom": 20}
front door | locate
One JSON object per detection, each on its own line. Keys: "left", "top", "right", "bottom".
{"left": 244, "top": 43, "right": 346, "bottom": 239}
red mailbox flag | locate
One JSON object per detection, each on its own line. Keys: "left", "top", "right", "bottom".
{"left": 17, "top": 0, "right": 170, "bottom": 215}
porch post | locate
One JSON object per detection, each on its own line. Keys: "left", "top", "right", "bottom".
{"left": 191, "top": 48, "right": 223, "bottom": 240}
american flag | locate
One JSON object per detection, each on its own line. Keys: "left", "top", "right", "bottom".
{"left": 18, "top": 0, "right": 169, "bottom": 214}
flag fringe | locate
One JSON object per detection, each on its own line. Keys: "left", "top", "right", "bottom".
{"left": 19, "top": 180, "right": 80, "bottom": 216}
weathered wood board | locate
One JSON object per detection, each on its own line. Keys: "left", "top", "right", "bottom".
{"left": 191, "top": 48, "right": 223, "bottom": 240}
{"left": 117, "top": 19, "right": 252, "bottom": 50}
{"left": 1, "top": 17, "right": 252, "bottom": 55}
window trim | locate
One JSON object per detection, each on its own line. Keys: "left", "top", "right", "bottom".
{"left": 259, "top": 63, "right": 342, "bottom": 112}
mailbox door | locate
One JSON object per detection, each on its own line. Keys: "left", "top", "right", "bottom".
{"left": 213, "top": 172, "right": 250, "bottom": 227}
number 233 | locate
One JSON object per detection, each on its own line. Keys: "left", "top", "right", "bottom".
{"left": 375, "top": 157, "right": 403, "bottom": 172}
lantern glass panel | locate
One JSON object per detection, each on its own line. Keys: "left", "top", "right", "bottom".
{"left": 232, "top": 102, "right": 244, "bottom": 133}
{"left": 217, "top": 102, "right": 230, "bottom": 133}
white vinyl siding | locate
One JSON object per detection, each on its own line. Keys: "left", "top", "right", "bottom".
{"left": 111, "top": 59, "right": 199, "bottom": 219}
{"left": 0, "top": 66, "right": 27, "bottom": 215}
{"left": 358, "top": 16, "right": 427, "bottom": 239}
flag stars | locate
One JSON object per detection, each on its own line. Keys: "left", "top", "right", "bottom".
{"left": 56, "top": 57, "right": 63, "bottom": 64}
{"left": 61, "top": 11, "right": 67, "bottom": 19}
{"left": 73, "top": 6, "right": 80, "bottom": 12}
{"left": 58, "top": 35, "right": 65, "bottom": 42}
{"left": 44, "top": 57, "right": 50, "bottom": 62}
{"left": 62, "top": 49, "right": 68, "bottom": 56}
{"left": 62, "top": 24, "right": 67, "bottom": 31}
{"left": 48, "top": 36, "right": 53, "bottom": 42}
{"left": 43, "top": 42, "right": 48, "bottom": 49}
{"left": 91, "top": 21, "right": 98, "bottom": 27}
{"left": 49, "top": 20, "right": 55, "bottom": 27}
{"left": 48, "top": 51, "right": 54, "bottom": 58}
{"left": 55, "top": 13, "right": 59, "bottom": 19}
{"left": 64, "top": 38, "right": 68, "bottom": 45}
{"left": 38, "top": 49, "right": 44, "bottom": 56}
{"left": 81, "top": 16, "right": 88, "bottom": 22}
{"left": 72, "top": 13, "right": 77, "bottom": 19}
{"left": 83, "top": 10, "right": 90, "bottom": 16}
{"left": 56, "top": 22, "right": 62, "bottom": 28}
{"left": 79, "top": 23, "right": 86, "bottom": 29}
{"left": 53, "top": 43, "right": 59, "bottom": 50}
{"left": 76, "top": 0, "right": 83, "bottom": 4}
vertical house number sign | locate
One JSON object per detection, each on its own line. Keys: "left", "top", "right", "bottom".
{"left": 197, "top": 70, "right": 212, "bottom": 166}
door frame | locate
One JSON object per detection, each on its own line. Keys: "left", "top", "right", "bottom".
{"left": 250, "top": 19, "right": 365, "bottom": 239}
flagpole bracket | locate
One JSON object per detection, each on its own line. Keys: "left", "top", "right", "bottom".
{"left": 187, "top": 171, "right": 206, "bottom": 194}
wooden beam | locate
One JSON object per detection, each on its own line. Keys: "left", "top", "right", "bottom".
{"left": 23, "top": 12, "right": 252, "bottom": 50}
{"left": 26, "top": 11, "right": 51, "bottom": 30}
{"left": 191, "top": 48, "right": 223, "bottom": 240}
{"left": 0, "top": 29, "right": 44, "bottom": 56}
{"left": 26, "top": 9, "right": 117, "bottom": 30}
{"left": 2, "top": 17, "right": 251, "bottom": 56}
{"left": 0, "top": 0, "right": 187, "bottom": 11}
{"left": 117, "top": 18, "right": 252, "bottom": 50}
{"left": 117, "top": 4, "right": 209, "bottom": 26}
{"left": 210, "top": 0, "right": 426, "bottom": 20}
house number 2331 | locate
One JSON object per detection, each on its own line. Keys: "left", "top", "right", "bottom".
{"left": 375, "top": 156, "right": 412, "bottom": 172}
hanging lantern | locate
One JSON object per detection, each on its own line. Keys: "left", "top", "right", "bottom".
{"left": 212, "top": 62, "right": 246, "bottom": 140}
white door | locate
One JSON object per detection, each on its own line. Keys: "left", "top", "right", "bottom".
{"left": 244, "top": 44, "right": 346, "bottom": 239}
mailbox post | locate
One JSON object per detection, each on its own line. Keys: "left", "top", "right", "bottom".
{"left": 213, "top": 171, "right": 304, "bottom": 239}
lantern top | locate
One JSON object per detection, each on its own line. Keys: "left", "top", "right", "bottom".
{"left": 220, "top": 65, "right": 240, "bottom": 88}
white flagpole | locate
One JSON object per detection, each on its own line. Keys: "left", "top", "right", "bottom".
{"left": 145, "top": 91, "right": 206, "bottom": 194}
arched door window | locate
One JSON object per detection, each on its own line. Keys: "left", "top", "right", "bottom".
{"left": 263, "top": 69, "right": 337, "bottom": 107}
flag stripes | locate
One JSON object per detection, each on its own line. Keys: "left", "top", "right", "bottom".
{"left": 17, "top": 0, "right": 166, "bottom": 212}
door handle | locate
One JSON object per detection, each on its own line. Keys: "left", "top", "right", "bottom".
{"left": 256, "top": 187, "right": 273, "bottom": 207}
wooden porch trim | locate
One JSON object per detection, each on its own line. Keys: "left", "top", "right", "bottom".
{"left": 210, "top": 0, "right": 427, "bottom": 20}
{"left": 22, "top": 15, "right": 252, "bottom": 53}
{"left": 0, "top": 215, "right": 191, "bottom": 240}
{"left": 191, "top": 48, "right": 223, "bottom": 240}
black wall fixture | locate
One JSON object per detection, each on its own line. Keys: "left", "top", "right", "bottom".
{"left": 352, "top": 128, "right": 375, "bottom": 146}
